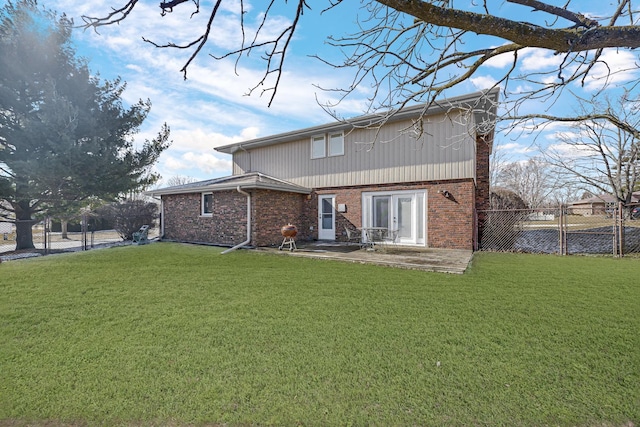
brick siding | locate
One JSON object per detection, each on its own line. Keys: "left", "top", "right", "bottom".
{"left": 314, "top": 180, "right": 476, "bottom": 250}
{"left": 162, "top": 191, "right": 247, "bottom": 245}
{"left": 162, "top": 190, "right": 312, "bottom": 247}
{"left": 475, "top": 134, "right": 492, "bottom": 249}
{"left": 251, "top": 190, "right": 312, "bottom": 247}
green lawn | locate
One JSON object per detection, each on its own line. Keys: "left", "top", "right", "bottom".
{"left": 0, "top": 243, "right": 638, "bottom": 426}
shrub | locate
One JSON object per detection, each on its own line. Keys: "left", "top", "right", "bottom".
{"left": 98, "top": 200, "right": 158, "bottom": 240}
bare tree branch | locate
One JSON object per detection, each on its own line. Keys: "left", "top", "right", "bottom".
{"left": 377, "top": 0, "right": 640, "bottom": 51}
{"left": 506, "top": 0, "right": 600, "bottom": 29}
{"left": 81, "top": 0, "right": 139, "bottom": 30}
{"left": 79, "top": 0, "right": 640, "bottom": 128}
{"left": 529, "top": 91, "right": 640, "bottom": 204}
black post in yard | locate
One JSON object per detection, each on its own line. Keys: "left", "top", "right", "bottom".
{"left": 43, "top": 217, "right": 48, "bottom": 255}
{"left": 82, "top": 213, "right": 88, "bottom": 251}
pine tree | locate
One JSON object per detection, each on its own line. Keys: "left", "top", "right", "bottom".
{"left": 0, "top": 1, "right": 170, "bottom": 249}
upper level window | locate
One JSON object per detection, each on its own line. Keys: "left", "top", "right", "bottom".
{"left": 328, "top": 132, "right": 344, "bottom": 156}
{"left": 311, "top": 135, "right": 326, "bottom": 159}
{"left": 202, "top": 193, "right": 213, "bottom": 216}
{"left": 311, "top": 132, "right": 344, "bottom": 159}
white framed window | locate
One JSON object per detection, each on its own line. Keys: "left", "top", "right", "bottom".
{"left": 328, "top": 132, "right": 344, "bottom": 156}
{"left": 311, "top": 135, "right": 326, "bottom": 159}
{"left": 201, "top": 193, "right": 213, "bottom": 216}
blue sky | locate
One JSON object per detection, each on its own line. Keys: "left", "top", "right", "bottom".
{"left": 36, "top": 1, "right": 640, "bottom": 184}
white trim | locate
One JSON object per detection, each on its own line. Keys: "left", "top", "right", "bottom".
{"left": 311, "top": 134, "right": 326, "bottom": 159}
{"left": 201, "top": 192, "right": 213, "bottom": 216}
{"left": 361, "top": 189, "right": 427, "bottom": 246}
{"left": 318, "top": 194, "right": 336, "bottom": 240}
{"left": 328, "top": 132, "right": 344, "bottom": 157}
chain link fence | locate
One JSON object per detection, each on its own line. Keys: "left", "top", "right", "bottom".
{"left": 3, "top": 204, "right": 638, "bottom": 258}
{"left": 479, "top": 203, "right": 640, "bottom": 256}
{"left": 0, "top": 213, "right": 158, "bottom": 258}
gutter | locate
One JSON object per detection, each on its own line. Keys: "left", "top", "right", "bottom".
{"left": 221, "top": 186, "right": 251, "bottom": 254}
{"left": 148, "top": 195, "right": 165, "bottom": 239}
{"left": 159, "top": 197, "right": 165, "bottom": 238}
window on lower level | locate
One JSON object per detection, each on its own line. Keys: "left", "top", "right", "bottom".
{"left": 202, "top": 193, "right": 213, "bottom": 216}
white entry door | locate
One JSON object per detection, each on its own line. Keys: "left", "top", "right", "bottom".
{"left": 393, "top": 195, "right": 415, "bottom": 244}
{"left": 318, "top": 195, "right": 336, "bottom": 240}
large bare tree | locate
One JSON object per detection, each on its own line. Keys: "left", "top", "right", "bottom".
{"left": 493, "top": 157, "right": 560, "bottom": 209}
{"left": 80, "top": 1, "right": 640, "bottom": 114}
{"left": 539, "top": 91, "right": 640, "bottom": 205}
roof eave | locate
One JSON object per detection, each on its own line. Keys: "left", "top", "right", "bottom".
{"left": 147, "top": 182, "right": 311, "bottom": 197}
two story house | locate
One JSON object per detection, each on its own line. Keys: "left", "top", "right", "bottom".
{"left": 149, "top": 89, "right": 498, "bottom": 250}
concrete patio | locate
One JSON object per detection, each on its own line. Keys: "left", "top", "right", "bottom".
{"left": 259, "top": 242, "right": 473, "bottom": 274}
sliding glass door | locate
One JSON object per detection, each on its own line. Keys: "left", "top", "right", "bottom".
{"left": 363, "top": 190, "right": 426, "bottom": 245}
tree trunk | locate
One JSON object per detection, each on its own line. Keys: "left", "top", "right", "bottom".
{"left": 61, "top": 219, "right": 69, "bottom": 239}
{"left": 14, "top": 201, "right": 36, "bottom": 250}
{"left": 15, "top": 219, "right": 35, "bottom": 250}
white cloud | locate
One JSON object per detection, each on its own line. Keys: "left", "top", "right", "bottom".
{"left": 519, "top": 48, "right": 564, "bottom": 72}
{"left": 581, "top": 49, "right": 640, "bottom": 91}
{"left": 498, "top": 142, "right": 535, "bottom": 155}
{"left": 125, "top": 64, "right": 144, "bottom": 73}
{"left": 152, "top": 126, "right": 259, "bottom": 178}
{"left": 170, "top": 127, "right": 261, "bottom": 151}
{"left": 470, "top": 75, "right": 498, "bottom": 90}
{"left": 484, "top": 49, "right": 517, "bottom": 69}
{"left": 546, "top": 141, "right": 597, "bottom": 159}
{"left": 163, "top": 151, "right": 232, "bottom": 175}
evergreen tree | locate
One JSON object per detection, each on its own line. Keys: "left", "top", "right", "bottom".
{"left": 0, "top": 0, "right": 170, "bottom": 250}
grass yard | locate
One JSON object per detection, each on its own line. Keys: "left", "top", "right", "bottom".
{"left": 0, "top": 243, "right": 638, "bottom": 426}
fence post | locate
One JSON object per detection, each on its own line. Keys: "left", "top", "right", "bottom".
{"left": 618, "top": 202, "right": 624, "bottom": 257}
{"left": 558, "top": 206, "right": 566, "bottom": 256}
{"left": 82, "top": 213, "right": 88, "bottom": 251}
{"left": 43, "top": 217, "right": 48, "bottom": 255}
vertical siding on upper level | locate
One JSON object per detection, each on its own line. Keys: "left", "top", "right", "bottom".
{"left": 232, "top": 110, "right": 477, "bottom": 188}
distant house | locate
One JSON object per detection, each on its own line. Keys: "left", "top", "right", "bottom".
{"left": 148, "top": 89, "right": 499, "bottom": 251}
{"left": 569, "top": 191, "right": 640, "bottom": 216}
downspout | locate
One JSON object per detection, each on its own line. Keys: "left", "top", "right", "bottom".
{"left": 221, "top": 186, "right": 251, "bottom": 254}
{"left": 159, "top": 197, "right": 165, "bottom": 239}
{"left": 150, "top": 195, "right": 164, "bottom": 239}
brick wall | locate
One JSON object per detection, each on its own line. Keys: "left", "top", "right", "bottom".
{"left": 162, "top": 190, "right": 312, "bottom": 247}
{"left": 475, "top": 134, "right": 492, "bottom": 249}
{"left": 251, "top": 190, "right": 311, "bottom": 247}
{"left": 313, "top": 180, "right": 476, "bottom": 250}
{"left": 426, "top": 180, "right": 475, "bottom": 249}
{"left": 162, "top": 191, "right": 247, "bottom": 245}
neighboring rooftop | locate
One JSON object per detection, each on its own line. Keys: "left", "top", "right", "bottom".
{"left": 569, "top": 191, "right": 640, "bottom": 205}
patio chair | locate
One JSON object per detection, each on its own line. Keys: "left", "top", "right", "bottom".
{"left": 132, "top": 225, "right": 150, "bottom": 245}
{"left": 387, "top": 229, "right": 399, "bottom": 245}
{"left": 344, "top": 226, "right": 362, "bottom": 246}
